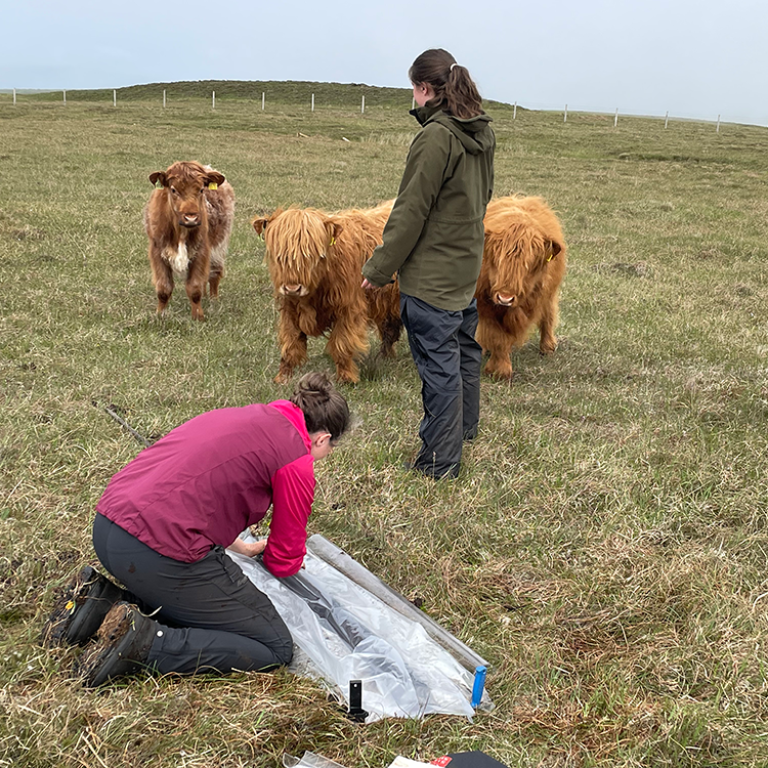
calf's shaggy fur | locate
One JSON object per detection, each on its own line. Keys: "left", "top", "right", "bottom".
{"left": 253, "top": 201, "right": 401, "bottom": 384}
{"left": 144, "top": 161, "right": 235, "bottom": 320}
{"left": 476, "top": 196, "right": 567, "bottom": 379}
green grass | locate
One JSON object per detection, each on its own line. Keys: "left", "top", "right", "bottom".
{"left": 1, "top": 83, "right": 768, "bottom": 767}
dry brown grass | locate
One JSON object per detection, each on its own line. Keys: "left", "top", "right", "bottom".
{"left": 1, "top": 90, "right": 768, "bottom": 766}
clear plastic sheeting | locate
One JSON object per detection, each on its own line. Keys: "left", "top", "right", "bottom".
{"left": 283, "top": 752, "right": 349, "bottom": 768}
{"left": 228, "top": 535, "right": 491, "bottom": 723}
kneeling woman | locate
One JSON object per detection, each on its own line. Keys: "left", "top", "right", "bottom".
{"left": 43, "top": 372, "right": 349, "bottom": 686}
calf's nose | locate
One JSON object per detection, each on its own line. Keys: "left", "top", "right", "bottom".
{"left": 496, "top": 293, "right": 517, "bottom": 306}
{"left": 181, "top": 213, "right": 200, "bottom": 227}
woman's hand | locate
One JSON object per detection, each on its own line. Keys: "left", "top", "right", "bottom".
{"left": 362, "top": 276, "right": 395, "bottom": 289}
{"left": 226, "top": 537, "right": 267, "bottom": 558}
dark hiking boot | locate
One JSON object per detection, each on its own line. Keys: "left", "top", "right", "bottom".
{"left": 405, "top": 459, "right": 459, "bottom": 480}
{"left": 74, "top": 602, "right": 160, "bottom": 687}
{"left": 41, "top": 565, "right": 126, "bottom": 647}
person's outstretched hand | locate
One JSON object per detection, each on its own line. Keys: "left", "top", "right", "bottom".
{"left": 227, "top": 537, "right": 267, "bottom": 558}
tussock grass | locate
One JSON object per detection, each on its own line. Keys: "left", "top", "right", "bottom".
{"left": 1, "top": 86, "right": 768, "bottom": 767}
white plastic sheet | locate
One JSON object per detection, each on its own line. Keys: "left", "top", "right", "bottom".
{"left": 283, "top": 752, "right": 349, "bottom": 768}
{"left": 227, "top": 535, "right": 489, "bottom": 723}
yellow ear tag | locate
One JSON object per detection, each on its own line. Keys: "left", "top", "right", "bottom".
{"left": 65, "top": 600, "right": 76, "bottom": 613}
{"left": 547, "top": 250, "right": 554, "bottom": 262}
{"left": 155, "top": 182, "right": 163, "bottom": 189}
{"left": 208, "top": 182, "right": 218, "bottom": 190}
{"left": 329, "top": 237, "right": 336, "bottom": 246}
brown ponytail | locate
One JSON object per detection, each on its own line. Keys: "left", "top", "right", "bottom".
{"left": 409, "top": 48, "right": 484, "bottom": 119}
{"left": 290, "top": 372, "right": 350, "bottom": 442}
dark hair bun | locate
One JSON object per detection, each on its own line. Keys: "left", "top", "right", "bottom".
{"left": 293, "top": 372, "right": 333, "bottom": 405}
{"left": 290, "top": 372, "right": 350, "bottom": 441}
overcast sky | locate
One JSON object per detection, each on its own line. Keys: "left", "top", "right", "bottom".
{"left": 3, "top": 0, "right": 766, "bottom": 126}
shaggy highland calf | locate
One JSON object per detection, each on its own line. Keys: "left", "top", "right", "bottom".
{"left": 476, "top": 196, "right": 567, "bottom": 379}
{"left": 144, "top": 161, "right": 235, "bottom": 321}
{"left": 253, "top": 201, "right": 401, "bottom": 384}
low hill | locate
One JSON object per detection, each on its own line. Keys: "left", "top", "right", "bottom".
{"left": 16, "top": 79, "right": 513, "bottom": 110}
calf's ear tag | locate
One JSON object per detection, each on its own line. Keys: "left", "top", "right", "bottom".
{"left": 329, "top": 236, "right": 336, "bottom": 246}
{"left": 208, "top": 182, "right": 218, "bottom": 190}
{"left": 155, "top": 181, "right": 164, "bottom": 189}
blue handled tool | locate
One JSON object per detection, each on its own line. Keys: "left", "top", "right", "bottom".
{"left": 471, "top": 665, "right": 487, "bottom": 708}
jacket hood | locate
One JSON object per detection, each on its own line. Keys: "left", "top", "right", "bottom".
{"left": 411, "top": 104, "right": 494, "bottom": 155}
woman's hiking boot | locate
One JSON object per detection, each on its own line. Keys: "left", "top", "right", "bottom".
{"left": 74, "top": 602, "right": 159, "bottom": 687}
{"left": 41, "top": 565, "right": 126, "bottom": 647}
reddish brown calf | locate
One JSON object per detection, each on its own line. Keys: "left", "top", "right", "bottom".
{"left": 144, "top": 161, "right": 235, "bottom": 320}
{"left": 252, "top": 201, "right": 400, "bottom": 384}
{"left": 476, "top": 196, "right": 568, "bottom": 379}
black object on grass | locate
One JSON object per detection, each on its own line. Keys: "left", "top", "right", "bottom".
{"left": 347, "top": 679, "right": 368, "bottom": 723}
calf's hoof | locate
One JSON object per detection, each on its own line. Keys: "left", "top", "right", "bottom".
{"left": 540, "top": 339, "right": 557, "bottom": 355}
{"left": 335, "top": 370, "right": 359, "bottom": 385}
{"left": 484, "top": 361, "right": 513, "bottom": 381}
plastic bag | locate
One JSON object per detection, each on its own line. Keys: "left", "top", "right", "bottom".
{"left": 227, "top": 536, "right": 488, "bottom": 722}
{"left": 283, "top": 751, "right": 349, "bottom": 768}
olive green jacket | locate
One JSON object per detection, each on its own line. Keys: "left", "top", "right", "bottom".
{"left": 362, "top": 103, "right": 495, "bottom": 310}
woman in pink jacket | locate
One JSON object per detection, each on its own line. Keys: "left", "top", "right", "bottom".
{"left": 43, "top": 373, "right": 349, "bottom": 686}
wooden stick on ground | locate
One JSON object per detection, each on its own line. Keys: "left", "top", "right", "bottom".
{"left": 99, "top": 403, "right": 153, "bottom": 448}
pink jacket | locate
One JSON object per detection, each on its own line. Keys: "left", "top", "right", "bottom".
{"left": 96, "top": 400, "right": 315, "bottom": 577}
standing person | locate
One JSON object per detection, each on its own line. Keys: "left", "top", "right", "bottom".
{"left": 42, "top": 372, "right": 350, "bottom": 686}
{"left": 362, "top": 48, "right": 495, "bottom": 479}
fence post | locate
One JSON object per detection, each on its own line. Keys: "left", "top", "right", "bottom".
{"left": 412, "top": 97, "right": 415, "bottom": 110}
{"left": 63, "top": 90, "right": 66, "bottom": 106}
{"left": 212, "top": 90, "right": 215, "bottom": 110}
{"left": 262, "top": 92, "right": 265, "bottom": 111}
{"left": 614, "top": 108, "right": 618, "bottom": 127}
{"left": 163, "top": 89, "right": 166, "bottom": 109}
{"left": 113, "top": 89, "right": 117, "bottom": 107}
{"left": 513, "top": 101, "right": 517, "bottom": 120}
{"left": 13, "top": 88, "right": 16, "bottom": 106}
{"left": 664, "top": 111, "right": 669, "bottom": 129}
{"left": 311, "top": 93, "right": 315, "bottom": 112}
{"left": 563, "top": 104, "right": 567, "bottom": 122}
{"left": 361, "top": 95, "right": 365, "bottom": 114}
{"left": 716, "top": 114, "right": 721, "bottom": 133}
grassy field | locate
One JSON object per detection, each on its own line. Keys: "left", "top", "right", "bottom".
{"left": 1, "top": 81, "right": 768, "bottom": 768}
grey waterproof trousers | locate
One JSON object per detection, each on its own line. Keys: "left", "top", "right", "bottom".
{"left": 400, "top": 294, "right": 482, "bottom": 479}
{"left": 92, "top": 513, "right": 293, "bottom": 675}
